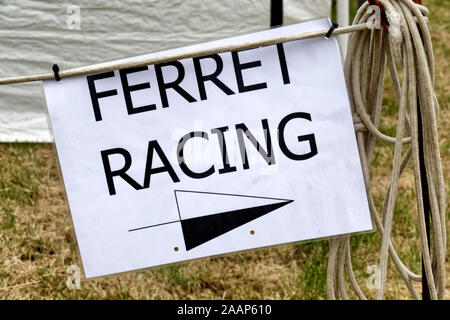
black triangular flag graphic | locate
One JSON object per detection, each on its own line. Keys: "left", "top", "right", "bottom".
{"left": 128, "top": 190, "right": 294, "bottom": 251}
{"left": 180, "top": 200, "right": 293, "bottom": 251}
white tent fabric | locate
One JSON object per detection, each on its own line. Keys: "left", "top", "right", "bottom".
{"left": 0, "top": 0, "right": 331, "bottom": 142}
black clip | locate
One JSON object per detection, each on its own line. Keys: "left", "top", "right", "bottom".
{"left": 325, "top": 22, "right": 339, "bottom": 39}
{"left": 52, "top": 64, "right": 61, "bottom": 82}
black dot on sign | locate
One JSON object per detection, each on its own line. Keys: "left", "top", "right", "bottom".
{"left": 174, "top": 247, "right": 179, "bottom": 252}
{"left": 250, "top": 230, "right": 255, "bottom": 235}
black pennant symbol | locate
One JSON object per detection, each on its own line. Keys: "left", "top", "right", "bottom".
{"left": 180, "top": 199, "right": 293, "bottom": 250}
{"left": 129, "top": 190, "right": 294, "bottom": 251}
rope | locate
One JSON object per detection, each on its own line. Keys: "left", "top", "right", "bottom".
{"left": 0, "top": 23, "right": 368, "bottom": 85}
{"left": 328, "top": 0, "right": 446, "bottom": 300}
{"left": 0, "top": 0, "right": 445, "bottom": 300}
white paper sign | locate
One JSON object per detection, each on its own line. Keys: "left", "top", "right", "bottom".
{"left": 43, "top": 19, "right": 372, "bottom": 278}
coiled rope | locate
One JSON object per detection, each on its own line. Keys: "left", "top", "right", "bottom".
{"left": 327, "top": 0, "right": 446, "bottom": 300}
{"left": 0, "top": 0, "right": 445, "bottom": 300}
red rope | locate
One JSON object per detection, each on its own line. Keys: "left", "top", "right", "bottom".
{"left": 367, "top": 0, "right": 423, "bottom": 31}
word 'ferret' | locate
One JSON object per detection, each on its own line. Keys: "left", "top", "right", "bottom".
{"left": 86, "top": 44, "right": 291, "bottom": 121}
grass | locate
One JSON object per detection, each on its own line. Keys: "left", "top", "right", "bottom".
{"left": 0, "top": 0, "right": 448, "bottom": 299}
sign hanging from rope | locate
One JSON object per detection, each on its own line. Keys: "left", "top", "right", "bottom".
{"left": 43, "top": 19, "right": 372, "bottom": 278}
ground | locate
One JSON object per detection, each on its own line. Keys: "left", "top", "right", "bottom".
{"left": 0, "top": 0, "right": 448, "bottom": 299}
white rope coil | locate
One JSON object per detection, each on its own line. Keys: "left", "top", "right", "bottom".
{"left": 327, "top": 0, "right": 446, "bottom": 300}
